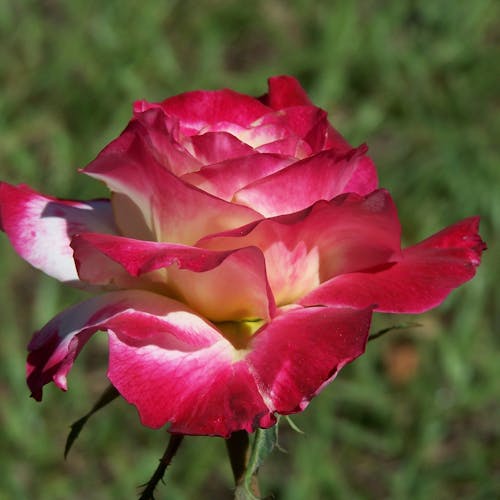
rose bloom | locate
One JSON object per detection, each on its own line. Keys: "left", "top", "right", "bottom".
{"left": 0, "top": 76, "right": 485, "bottom": 436}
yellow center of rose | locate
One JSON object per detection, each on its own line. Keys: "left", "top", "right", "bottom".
{"left": 216, "top": 318, "right": 264, "bottom": 350}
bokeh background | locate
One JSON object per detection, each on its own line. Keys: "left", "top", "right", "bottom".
{"left": 1, "top": 1, "right": 498, "bottom": 498}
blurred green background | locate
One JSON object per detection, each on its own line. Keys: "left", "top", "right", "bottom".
{"left": 1, "top": 1, "right": 498, "bottom": 499}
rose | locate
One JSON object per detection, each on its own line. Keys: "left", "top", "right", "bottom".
{"left": 0, "top": 76, "right": 485, "bottom": 437}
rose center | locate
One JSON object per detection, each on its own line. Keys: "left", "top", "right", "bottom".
{"left": 216, "top": 318, "right": 264, "bottom": 350}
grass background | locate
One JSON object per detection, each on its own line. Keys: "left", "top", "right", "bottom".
{"left": 1, "top": 0, "right": 498, "bottom": 498}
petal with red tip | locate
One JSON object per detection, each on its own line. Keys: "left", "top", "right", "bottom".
{"left": 0, "top": 182, "right": 117, "bottom": 284}
{"left": 26, "top": 290, "right": 275, "bottom": 437}
{"left": 108, "top": 329, "right": 276, "bottom": 436}
{"left": 27, "top": 289, "right": 372, "bottom": 437}
{"left": 132, "top": 106, "right": 203, "bottom": 176}
{"left": 257, "top": 106, "right": 330, "bottom": 152}
{"left": 301, "top": 217, "right": 486, "bottom": 313}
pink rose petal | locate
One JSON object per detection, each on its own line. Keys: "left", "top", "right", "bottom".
{"left": 255, "top": 136, "right": 311, "bottom": 158}
{"left": 201, "top": 190, "right": 401, "bottom": 305}
{"left": 152, "top": 88, "right": 272, "bottom": 133}
{"left": 84, "top": 134, "right": 262, "bottom": 242}
{"left": 247, "top": 304, "right": 373, "bottom": 413}
{"left": 301, "top": 217, "right": 486, "bottom": 313}
{"left": 187, "top": 131, "right": 254, "bottom": 164}
{"left": 256, "top": 106, "right": 330, "bottom": 152}
{"left": 181, "top": 153, "right": 294, "bottom": 201}
{"left": 71, "top": 232, "right": 276, "bottom": 322}
{"left": 261, "top": 75, "right": 353, "bottom": 154}
{"left": 108, "top": 329, "right": 275, "bottom": 436}
{"left": 27, "top": 288, "right": 372, "bottom": 437}
{"left": 132, "top": 107, "right": 203, "bottom": 176}
{"left": 260, "top": 75, "right": 315, "bottom": 108}
{"left": 0, "top": 182, "right": 117, "bottom": 284}
{"left": 26, "top": 290, "right": 224, "bottom": 399}
{"left": 233, "top": 146, "right": 379, "bottom": 217}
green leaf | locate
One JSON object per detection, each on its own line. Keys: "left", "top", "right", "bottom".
{"left": 247, "top": 425, "right": 278, "bottom": 479}
{"left": 234, "top": 424, "right": 279, "bottom": 499}
{"left": 284, "top": 415, "right": 304, "bottom": 434}
{"left": 64, "top": 384, "right": 120, "bottom": 458}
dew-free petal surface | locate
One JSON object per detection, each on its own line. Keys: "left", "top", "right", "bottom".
{"left": 234, "top": 147, "right": 378, "bottom": 216}
{"left": 0, "top": 182, "right": 117, "bottom": 284}
{"left": 301, "top": 217, "right": 486, "bottom": 313}
{"left": 72, "top": 233, "right": 275, "bottom": 322}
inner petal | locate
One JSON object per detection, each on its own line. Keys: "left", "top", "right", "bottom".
{"left": 201, "top": 121, "right": 291, "bottom": 150}
{"left": 260, "top": 239, "right": 320, "bottom": 306}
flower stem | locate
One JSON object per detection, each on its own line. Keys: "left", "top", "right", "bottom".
{"left": 225, "top": 430, "right": 261, "bottom": 498}
{"left": 138, "top": 434, "right": 184, "bottom": 500}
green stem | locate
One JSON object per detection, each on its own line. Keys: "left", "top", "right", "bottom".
{"left": 225, "top": 430, "right": 260, "bottom": 498}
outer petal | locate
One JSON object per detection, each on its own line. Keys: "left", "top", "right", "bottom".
{"left": 247, "top": 304, "right": 373, "bottom": 413}
{"left": 26, "top": 290, "right": 275, "bottom": 437}
{"left": 0, "top": 182, "right": 117, "bottom": 284}
{"left": 301, "top": 217, "right": 486, "bottom": 313}
{"left": 108, "top": 330, "right": 275, "bottom": 436}
{"left": 83, "top": 134, "right": 262, "bottom": 243}
{"left": 233, "top": 146, "right": 378, "bottom": 217}
{"left": 71, "top": 233, "right": 276, "bottom": 322}
{"left": 27, "top": 290, "right": 372, "bottom": 437}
